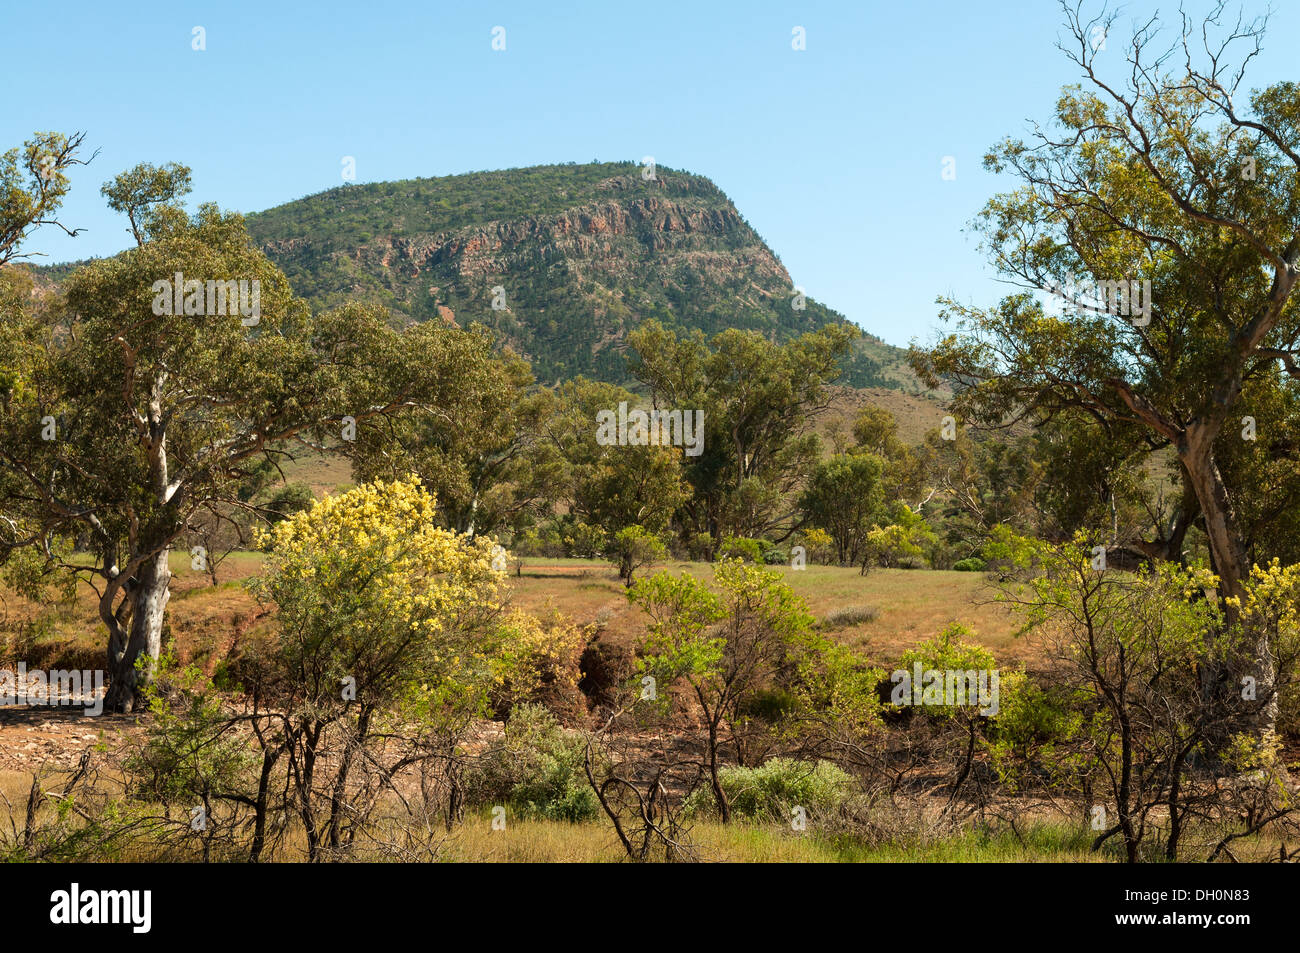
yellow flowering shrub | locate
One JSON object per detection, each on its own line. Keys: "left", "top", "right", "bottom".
{"left": 250, "top": 477, "right": 514, "bottom": 720}
{"left": 1227, "top": 560, "right": 1300, "bottom": 741}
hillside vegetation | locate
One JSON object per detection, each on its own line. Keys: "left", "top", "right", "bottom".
{"left": 243, "top": 161, "right": 915, "bottom": 387}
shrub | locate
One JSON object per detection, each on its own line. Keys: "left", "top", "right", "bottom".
{"left": 509, "top": 527, "right": 545, "bottom": 557}
{"left": 718, "top": 536, "right": 764, "bottom": 563}
{"left": 463, "top": 703, "right": 600, "bottom": 822}
{"left": 683, "top": 758, "right": 855, "bottom": 821}
{"left": 686, "top": 531, "right": 714, "bottom": 561}
{"left": 491, "top": 610, "right": 590, "bottom": 722}
{"left": 799, "top": 528, "right": 835, "bottom": 565}
{"left": 562, "top": 520, "right": 606, "bottom": 558}
{"left": 738, "top": 687, "right": 799, "bottom": 722}
{"left": 953, "top": 557, "right": 987, "bottom": 572}
{"left": 862, "top": 505, "right": 938, "bottom": 570}
{"left": 926, "top": 538, "right": 957, "bottom": 570}
{"left": 821, "top": 605, "right": 879, "bottom": 629}
{"left": 263, "top": 482, "right": 315, "bottom": 524}
{"left": 608, "top": 524, "right": 667, "bottom": 585}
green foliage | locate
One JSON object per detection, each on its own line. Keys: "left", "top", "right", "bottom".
{"left": 351, "top": 339, "right": 560, "bottom": 537}
{"left": 863, "top": 504, "right": 939, "bottom": 569}
{"left": 561, "top": 519, "right": 607, "bottom": 558}
{"left": 683, "top": 758, "right": 854, "bottom": 821}
{"left": 263, "top": 482, "right": 315, "bottom": 524}
{"left": 100, "top": 161, "right": 192, "bottom": 245}
{"left": 629, "top": 569, "right": 728, "bottom": 690}
{"left": 631, "top": 559, "right": 881, "bottom": 819}
{"left": 801, "top": 452, "right": 885, "bottom": 565}
{"left": 608, "top": 524, "right": 667, "bottom": 586}
{"left": 129, "top": 655, "right": 259, "bottom": 805}
{"left": 898, "top": 622, "right": 1001, "bottom": 720}
{"left": 985, "top": 679, "right": 1075, "bottom": 791}
{"left": 718, "top": 536, "right": 764, "bottom": 563}
{"left": 628, "top": 318, "right": 856, "bottom": 543}
{"left": 953, "top": 557, "right": 987, "bottom": 572}
{"left": 0, "top": 131, "right": 88, "bottom": 267}
{"left": 912, "top": 21, "right": 1300, "bottom": 616}
{"left": 463, "top": 703, "right": 599, "bottom": 822}
{"left": 548, "top": 377, "right": 688, "bottom": 541}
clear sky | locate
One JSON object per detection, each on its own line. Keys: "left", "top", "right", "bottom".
{"left": 4, "top": 0, "right": 1295, "bottom": 348}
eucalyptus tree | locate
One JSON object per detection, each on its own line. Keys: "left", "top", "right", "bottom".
{"left": 1, "top": 160, "right": 508, "bottom": 711}
{"left": 627, "top": 319, "right": 855, "bottom": 544}
{"left": 915, "top": 4, "right": 1300, "bottom": 732}
{"left": 0, "top": 130, "right": 94, "bottom": 267}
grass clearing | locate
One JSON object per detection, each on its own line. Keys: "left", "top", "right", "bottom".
{"left": 3, "top": 556, "right": 1030, "bottom": 672}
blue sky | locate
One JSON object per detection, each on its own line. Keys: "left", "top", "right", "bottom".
{"left": 4, "top": 0, "right": 1295, "bottom": 348}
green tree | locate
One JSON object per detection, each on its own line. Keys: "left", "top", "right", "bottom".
{"left": 990, "top": 532, "right": 1291, "bottom": 861}
{"left": 0, "top": 131, "right": 94, "bottom": 267}
{"left": 545, "top": 377, "right": 688, "bottom": 539}
{"left": 628, "top": 318, "right": 856, "bottom": 544}
{"left": 351, "top": 337, "right": 558, "bottom": 537}
{"left": 863, "top": 503, "right": 939, "bottom": 570}
{"left": 630, "top": 560, "right": 818, "bottom": 822}
{"left": 913, "top": 7, "right": 1300, "bottom": 732}
{"left": 100, "top": 161, "right": 192, "bottom": 247}
{"left": 0, "top": 165, "right": 508, "bottom": 711}
{"left": 800, "top": 452, "right": 884, "bottom": 565}
{"left": 608, "top": 524, "right": 668, "bottom": 586}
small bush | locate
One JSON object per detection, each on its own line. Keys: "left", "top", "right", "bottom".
{"left": 463, "top": 703, "right": 599, "bottom": 822}
{"left": 608, "top": 524, "right": 667, "bottom": 585}
{"left": 953, "top": 557, "right": 987, "bottom": 572}
{"left": 718, "top": 536, "right": 765, "bottom": 563}
{"left": 263, "top": 482, "right": 315, "bottom": 524}
{"left": 686, "top": 532, "right": 714, "bottom": 561}
{"left": 862, "top": 505, "right": 938, "bottom": 570}
{"left": 821, "top": 605, "right": 878, "bottom": 629}
{"left": 684, "top": 758, "right": 855, "bottom": 821}
{"left": 739, "top": 687, "right": 799, "bottom": 722}
{"left": 562, "top": 520, "right": 606, "bottom": 559}
{"left": 799, "top": 528, "right": 835, "bottom": 565}
{"left": 510, "top": 524, "right": 565, "bottom": 558}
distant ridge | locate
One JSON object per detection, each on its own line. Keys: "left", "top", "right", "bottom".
{"left": 244, "top": 161, "right": 918, "bottom": 387}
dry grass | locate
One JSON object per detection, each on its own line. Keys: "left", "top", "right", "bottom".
{"left": 2, "top": 555, "right": 1030, "bottom": 674}
{"left": 815, "top": 385, "right": 951, "bottom": 449}
{"left": 504, "top": 558, "right": 1027, "bottom": 664}
{"left": 277, "top": 448, "right": 355, "bottom": 496}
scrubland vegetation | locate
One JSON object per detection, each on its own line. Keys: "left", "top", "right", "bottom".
{"left": 3, "top": 5, "right": 1300, "bottom": 863}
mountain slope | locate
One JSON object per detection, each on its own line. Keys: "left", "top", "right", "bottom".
{"left": 244, "top": 161, "right": 916, "bottom": 387}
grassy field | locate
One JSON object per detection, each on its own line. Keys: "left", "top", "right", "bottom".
{"left": 2, "top": 555, "right": 1029, "bottom": 675}
{"left": 435, "top": 815, "right": 1101, "bottom": 863}
{"left": 0, "top": 759, "right": 1100, "bottom": 862}
{"left": 817, "top": 385, "right": 950, "bottom": 447}
{"left": 507, "top": 558, "right": 1026, "bottom": 665}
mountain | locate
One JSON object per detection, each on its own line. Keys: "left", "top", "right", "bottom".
{"left": 242, "top": 161, "right": 918, "bottom": 388}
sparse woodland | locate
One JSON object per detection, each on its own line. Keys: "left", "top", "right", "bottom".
{"left": 1, "top": 4, "right": 1299, "bottom": 863}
